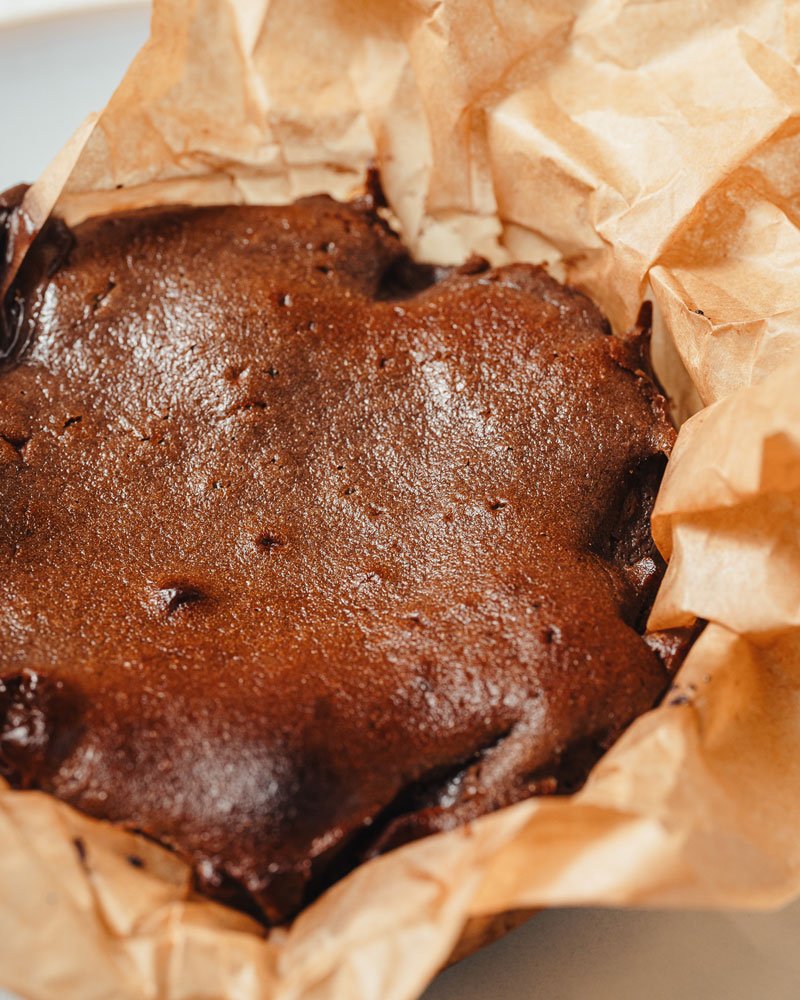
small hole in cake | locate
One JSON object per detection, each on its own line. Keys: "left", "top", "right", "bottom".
{"left": 378, "top": 356, "right": 393, "bottom": 369}
{"left": 267, "top": 367, "right": 279, "bottom": 378}
{"left": 320, "top": 241, "right": 335, "bottom": 253}
{"left": 63, "top": 415, "right": 83, "bottom": 430}
{"left": 376, "top": 256, "right": 443, "bottom": 301}
{"left": 489, "top": 498, "right": 509, "bottom": 511}
{"left": 342, "top": 485, "right": 357, "bottom": 496}
{"left": 127, "top": 854, "right": 145, "bottom": 869}
{"left": 159, "top": 582, "right": 205, "bottom": 617}
{"left": 277, "top": 293, "right": 292, "bottom": 307}
{"left": 356, "top": 569, "right": 382, "bottom": 590}
{"left": 256, "top": 532, "right": 284, "bottom": 552}
{"left": 315, "top": 265, "right": 331, "bottom": 276}
{"left": 0, "top": 433, "right": 30, "bottom": 455}
{"left": 232, "top": 399, "right": 267, "bottom": 413}
{"left": 91, "top": 277, "right": 116, "bottom": 312}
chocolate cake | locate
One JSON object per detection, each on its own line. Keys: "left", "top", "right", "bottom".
{"left": 0, "top": 185, "right": 687, "bottom": 923}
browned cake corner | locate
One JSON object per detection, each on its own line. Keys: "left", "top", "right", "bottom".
{"left": 0, "top": 191, "right": 689, "bottom": 923}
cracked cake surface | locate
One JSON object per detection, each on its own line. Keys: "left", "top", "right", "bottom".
{"left": 0, "top": 189, "right": 685, "bottom": 922}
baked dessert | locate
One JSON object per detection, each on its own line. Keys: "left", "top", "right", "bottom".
{"left": 0, "top": 184, "right": 687, "bottom": 923}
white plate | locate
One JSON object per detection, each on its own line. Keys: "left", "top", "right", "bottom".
{"left": 0, "top": 5, "right": 798, "bottom": 999}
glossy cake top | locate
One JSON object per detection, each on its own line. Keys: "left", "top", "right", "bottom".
{"left": 0, "top": 192, "right": 680, "bottom": 922}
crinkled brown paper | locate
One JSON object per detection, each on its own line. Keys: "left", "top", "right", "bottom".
{"left": 2, "top": 1, "right": 800, "bottom": 997}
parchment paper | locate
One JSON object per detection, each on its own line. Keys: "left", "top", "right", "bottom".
{"left": 2, "top": 2, "right": 800, "bottom": 998}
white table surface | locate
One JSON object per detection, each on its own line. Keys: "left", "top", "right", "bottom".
{"left": 0, "top": 4, "right": 798, "bottom": 999}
